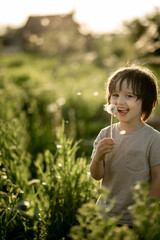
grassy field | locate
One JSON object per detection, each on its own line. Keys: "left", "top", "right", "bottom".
{"left": 0, "top": 51, "right": 160, "bottom": 239}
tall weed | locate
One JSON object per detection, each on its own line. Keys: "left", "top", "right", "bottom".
{"left": 31, "top": 122, "right": 96, "bottom": 239}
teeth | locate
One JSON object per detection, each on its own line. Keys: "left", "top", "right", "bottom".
{"left": 118, "top": 108, "right": 128, "bottom": 111}
{"left": 118, "top": 108, "right": 128, "bottom": 114}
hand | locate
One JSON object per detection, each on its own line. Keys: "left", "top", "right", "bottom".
{"left": 94, "top": 138, "right": 115, "bottom": 162}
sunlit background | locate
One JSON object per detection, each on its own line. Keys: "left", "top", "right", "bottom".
{"left": 1, "top": 1, "right": 160, "bottom": 238}
{"left": 0, "top": 0, "right": 160, "bottom": 33}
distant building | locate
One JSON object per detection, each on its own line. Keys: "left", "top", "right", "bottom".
{"left": 0, "top": 12, "right": 86, "bottom": 54}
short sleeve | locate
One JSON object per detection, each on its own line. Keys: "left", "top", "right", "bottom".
{"left": 149, "top": 133, "right": 160, "bottom": 167}
{"left": 91, "top": 127, "right": 110, "bottom": 158}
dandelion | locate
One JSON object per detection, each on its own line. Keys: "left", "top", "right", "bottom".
{"left": 76, "top": 92, "right": 81, "bottom": 96}
{"left": 105, "top": 104, "right": 117, "bottom": 114}
{"left": 42, "top": 182, "right": 47, "bottom": 185}
{"left": 58, "top": 163, "right": 62, "bottom": 167}
{"left": 105, "top": 104, "right": 117, "bottom": 138}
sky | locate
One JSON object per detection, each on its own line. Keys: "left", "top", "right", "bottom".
{"left": 0, "top": 0, "right": 160, "bottom": 34}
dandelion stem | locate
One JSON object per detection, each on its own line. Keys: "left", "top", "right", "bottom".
{"left": 111, "top": 114, "right": 113, "bottom": 138}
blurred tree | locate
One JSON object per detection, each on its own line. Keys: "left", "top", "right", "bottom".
{"left": 124, "top": 8, "right": 160, "bottom": 58}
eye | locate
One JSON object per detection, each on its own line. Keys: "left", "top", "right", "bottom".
{"left": 126, "top": 94, "right": 133, "bottom": 98}
{"left": 111, "top": 93, "right": 119, "bottom": 97}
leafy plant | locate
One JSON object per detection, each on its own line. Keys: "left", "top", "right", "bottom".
{"left": 70, "top": 183, "right": 160, "bottom": 240}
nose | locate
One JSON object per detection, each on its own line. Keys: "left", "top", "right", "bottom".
{"left": 116, "top": 95, "right": 125, "bottom": 105}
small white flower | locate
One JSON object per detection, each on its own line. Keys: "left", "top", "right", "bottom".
{"left": 57, "top": 144, "right": 62, "bottom": 149}
{"left": 23, "top": 201, "right": 30, "bottom": 207}
{"left": 105, "top": 104, "right": 117, "bottom": 114}
{"left": 2, "top": 175, "right": 7, "bottom": 179}
{"left": 76, "top": 92, "right": 82, "bottom": 96}
{"left": 42, "top": 182, "right": 47, "bottom": 185}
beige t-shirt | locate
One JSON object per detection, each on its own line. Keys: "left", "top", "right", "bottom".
{"left": 92, "top": 123, "right": 160, "bottom": 225}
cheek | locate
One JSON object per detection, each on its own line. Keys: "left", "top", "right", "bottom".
{"left": 110, "top": 98, "right": 116, "bottom": 104}
{"left": 136, "top": 100, "right": 143, "bottom": 111}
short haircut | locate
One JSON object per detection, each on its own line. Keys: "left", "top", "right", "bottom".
{"left": 107, "top": 66, "right": 159, "bottom": 121}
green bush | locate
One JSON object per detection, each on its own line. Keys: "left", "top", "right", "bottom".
{"left": 70, "top": 183, "right": 160, "bottom": 240}
{"left": 0, "top": 47, "right": 160, "bottom": 239}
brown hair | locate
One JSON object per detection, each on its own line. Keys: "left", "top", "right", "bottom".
{"left": 107, "top": 66, "right": 159, "bottom": 121}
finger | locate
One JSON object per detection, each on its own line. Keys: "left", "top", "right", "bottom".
{"left": 99, "top": 141, "right": 115, "bottom": 148}
{"left": 98, "top": 145, "right": 115, "bottom": 153}
{"left": 100, "top": 138, "right": 115, "bottom": 145}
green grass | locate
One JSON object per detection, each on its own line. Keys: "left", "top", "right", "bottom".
{"left": 0, "top": 52, "right": 160, "bottom": 239}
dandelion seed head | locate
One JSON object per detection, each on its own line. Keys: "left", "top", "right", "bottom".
{"left": 58, "top": 163, "right": 62, "bottom": 167}
{"left": 76, "top": 92, "right": 81, "bottom": 96}
{"left": 105, "top": 104, "right": 117, "bottom": 114}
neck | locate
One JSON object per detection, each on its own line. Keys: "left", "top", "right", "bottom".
{"left": 118, "top": 121, "right": 145, "bottom": 133}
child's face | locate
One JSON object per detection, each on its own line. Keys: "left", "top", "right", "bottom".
{"left": 110, "top": 79, "right": 143, "bottom": 125}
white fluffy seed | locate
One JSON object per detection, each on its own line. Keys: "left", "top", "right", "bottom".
{"left": 106, "top": 104, "right": 117, "bottom": 114}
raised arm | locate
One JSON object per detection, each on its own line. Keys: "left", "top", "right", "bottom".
{"left": 90, "top": 138, "right": 115, "bottom": 180}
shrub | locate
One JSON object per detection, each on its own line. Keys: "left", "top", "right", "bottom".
{"left": 70, "top": 183, "right": 160, "bottom": 240}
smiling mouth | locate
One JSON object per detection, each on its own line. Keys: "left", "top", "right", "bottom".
{"left": 117, "top": 109, "right": 129, "bottom": 115}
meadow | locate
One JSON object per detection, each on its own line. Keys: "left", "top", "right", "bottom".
{"left": 1, "top": 10, "right": 160, "bottom": 238}
{"left": 0, "top": 52, "right": 110, "bottom": 239}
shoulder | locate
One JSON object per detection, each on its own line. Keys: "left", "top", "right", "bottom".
{"left": 98, "top": 123, "right": 117, "bottom": 138}
{"left": 144, "top": 124, "right": 160, "bottom": 141}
